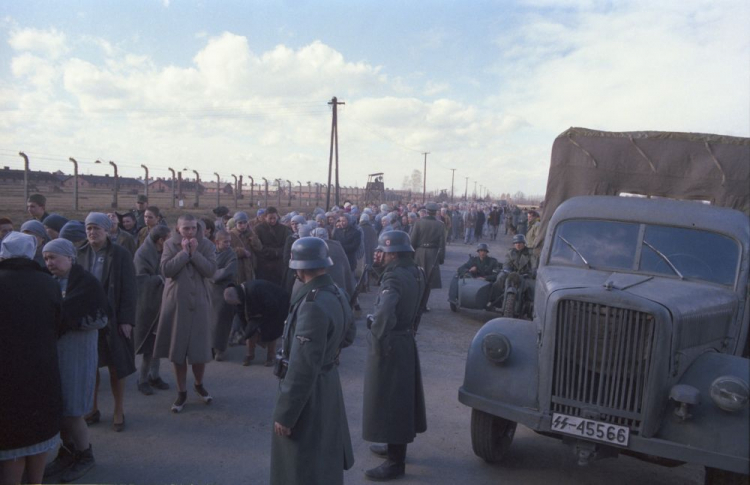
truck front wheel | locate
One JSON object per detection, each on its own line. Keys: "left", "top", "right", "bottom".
{"left": 470, "top": 408, "right": 517, "bottom": 463}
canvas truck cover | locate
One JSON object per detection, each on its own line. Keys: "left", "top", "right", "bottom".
{"left": 539, "top": 127, "right": 750, "bottom": 242}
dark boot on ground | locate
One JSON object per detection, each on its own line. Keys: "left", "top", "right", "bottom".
{"left": 60, "top": 444, "right": 95, "bottom": 483}
{"left": 44, "top": 442, "right": 75, "bottom": 478}
{"left": 364, "top": 460, "right": 405, "bottom": 481}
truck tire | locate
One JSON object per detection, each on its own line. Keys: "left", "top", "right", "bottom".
{"left": 503, "top": 292, "right": 517, "bottom": 318}
{"left": 704, "top": 467, "right": 749, "bottom": 485}
{"left": 470, "top": 408, "right": 517, "bottom": 463}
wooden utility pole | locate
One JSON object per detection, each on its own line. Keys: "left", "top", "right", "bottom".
{"left": 327, "top": 96, "right": 345, "bottom": 209}
{"left": 450, "top": 168, "right": 456, "bottom": 203}
{"left": 422, "top": 152, "right": 430, "bottom": 203}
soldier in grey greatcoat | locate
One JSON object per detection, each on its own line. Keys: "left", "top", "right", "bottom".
{"left": 409, "top": 202, "right": 445, "bottom": 312}
{"left": 363, "top": 230, "right": 427, "bottom": 481}
{"left": 270, "top": 237, "right": 355, "bottom": 485}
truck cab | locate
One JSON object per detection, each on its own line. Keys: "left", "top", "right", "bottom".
{"left": 458, "top": 128, "right": 750, "bottom": 483}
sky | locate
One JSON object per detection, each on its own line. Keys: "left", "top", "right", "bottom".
{"left": 1, "top": 0, "right": 748, "bottom": 199}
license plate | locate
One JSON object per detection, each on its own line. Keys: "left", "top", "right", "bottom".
{"left": 551, "top": 413, "right": 630, "bottom": 446}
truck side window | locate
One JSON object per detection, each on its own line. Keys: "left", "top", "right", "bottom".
{"left": 549, "top": 220, "right": 639, "bottom": 270}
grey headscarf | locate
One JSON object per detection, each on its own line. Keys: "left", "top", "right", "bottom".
{"left": 59, "top": 221, "right": 86, "bottom": 244}
{"left": 43, "top": 214, "right": 69, "bottom": 233}
{"left": 85, "top": 212, "right": 112, "bottom": 231}
{"left": 0, "top": 232, "right": 36, "bottom": 260}
{"left": 311, "top": 227, "right": 329, "bottom": 240}
{"left": 298, "top": 222, "right": 314, "bottom": 238}
{"left": 42, "top": 238, "right": 77, "bottom": 260}
{"left": 20, "top": 220, "right": 50, "bottom": 244}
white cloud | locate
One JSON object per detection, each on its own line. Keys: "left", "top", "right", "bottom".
{"left": 9, "top": 27, "right": 68, "bottom": 58}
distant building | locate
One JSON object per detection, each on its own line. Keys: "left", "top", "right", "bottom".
{"left": 61, "top": 174, "right": 144, "bottom": 190}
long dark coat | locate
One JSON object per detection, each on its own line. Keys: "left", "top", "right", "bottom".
{"left": 209, "top": 248, "right": 238, "bottom": 352}
{"left": 0, "top": 257, "right": 63, "bottom": 451}
{"left": 133, "top": 236, "right": 164, "bottom": 355}
{"left": 153, "top": 229, "right": 217, "bottom": 365}
{"left": 271, "top": 274, "right": 354, "bottom": 485}
{"left": 360, "top": 221, "right": 378, "bottom": 266}
{"left": 255, "top": 221, "right": 292, "bottom": 285}
{"left": 410, "top": 215, "right": 446, "bottom": 289}
{"left": 363, "top": 257, "right": 427, "bottom": 444}
{"left": 78, "top": 239, "right": 137, "bottom": 378}
{"left": 235, "top": 279, "right": 288, "bottom": 344}
{"left": 332, "top": 225, "right": 362, "bottom": 271}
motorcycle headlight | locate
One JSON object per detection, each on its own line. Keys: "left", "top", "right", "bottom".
{"left": 482, "top": 333, "right": 512, "bottom": 364}
{"left": 709, "top": 376, "right": 750, "bottom": 413}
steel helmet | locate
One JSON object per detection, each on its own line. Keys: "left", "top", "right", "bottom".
{"left": 289, "top": 237, "right": 333, "bottom": 269}
{"left": 476, "top": 243, "right": 490, "bottom": 252}
{"left": 512, "top": 234, "right": 527, "bottom": 245}
{"left": 376, "top": 230, "right": 414, "bottom": 253}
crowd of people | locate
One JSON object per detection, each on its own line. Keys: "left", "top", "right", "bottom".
{"left": 1, "top": 191, "right": 539, "bottom": 484}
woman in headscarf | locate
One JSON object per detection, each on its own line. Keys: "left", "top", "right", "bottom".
{"left": 20, "top": 219, "right": 50, "bottom": 268}
{"left": 41, "top": 239, "right": 109, "bottom": 483}
{"left": 77, "top": 213, "right": 137, "bottom": 432}
{"left": 0, "top": 232, "right": 62, "bottom": 485}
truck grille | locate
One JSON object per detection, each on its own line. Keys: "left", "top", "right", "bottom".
{"left": 551, "top": 300, "right": 655, "bottom": 431}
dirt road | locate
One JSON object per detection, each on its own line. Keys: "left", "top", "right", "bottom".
{"left": 74, "top": 228, "right": 702, "bottom": 485}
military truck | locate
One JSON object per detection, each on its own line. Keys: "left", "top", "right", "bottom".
{"left": 458, "top": 128, "right": 750, "bottom": 483}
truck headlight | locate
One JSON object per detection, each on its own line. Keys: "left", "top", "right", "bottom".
{"left": 482, "top": 333, "right": 511, "bottom": 364}
{"left": 709, "top": 376, "right": 750, "bottom": 413}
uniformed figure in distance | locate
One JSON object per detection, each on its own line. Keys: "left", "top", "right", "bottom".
{"left": 409, "top": 202, "right": 445, "bottom": 312}
{"left": 270, "top": 237, "right": 355, "bottom": 485}
{"left": 448, "top": 243, "right": 500, "bottom": 306}
{"left": 363, "top": 230, "right": 427, "bottom": 481}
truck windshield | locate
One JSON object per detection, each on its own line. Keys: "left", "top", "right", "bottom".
{"left": 549, "top": 220, "right": 739, "bottom": 286}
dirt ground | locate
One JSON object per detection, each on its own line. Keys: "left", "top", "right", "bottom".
{"left": 40, "top": 226, "right": 703, "bottom": 485}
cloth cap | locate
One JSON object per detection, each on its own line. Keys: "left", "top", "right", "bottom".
{"left": 43, "top": 238, "right": 77, "bottom": 259}
{"left": 0, "top": 231, "right": 36, "bottom": 259}
{"left": 85, "top": 212, "right": 112, "bottom": 231}
{"left": 43, "top": 214, "right": 69, "bottom": 233}
{"left": 59, "top": 221, "right": 86, "bottom": 243}
{"left": 233, "top": 211, "right": 249, "bottom": 222}
{"left": 257, "top": 209, "right": 266, "bottom": 216}
{"left": 137, "top": 194, "right": 148, "bottom": 203}
{"left": 21, "top": 220, "right": 50, "bottom": 243}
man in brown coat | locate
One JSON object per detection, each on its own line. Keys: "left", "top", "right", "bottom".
{"left": 229, "top": 211, "right": 262, "bottom": 284}
{"left": 153, "top": 214, "right": 217, "bottom": 413}
{"left": 254, "top": 207, "right": 292, "bottom": 285}
{"left": 409, "top": 202, "right": 445, "bottom": 312}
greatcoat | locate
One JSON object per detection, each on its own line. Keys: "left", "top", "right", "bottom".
{"left": 209, "top": 247, "right": 238, "bottom": 352}
{"left": 133, "top": 236, "right": 164, "bottom": 355}
{"left": 410, "top": 215, "right": 446, "bottom": 289}
{"left": 270, "top": 274, "right": 354, "bottom": 485}
{"left": 153, "top": 229, "right": 217, "bottom": 365}
{"left": 78, "top": 239, "right": 137, "bottom": 378}
{"left": 363, "top": 257, "right": 427, "bottom": 444}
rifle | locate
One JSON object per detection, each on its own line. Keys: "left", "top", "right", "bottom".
{"left": 349, "top": 263, "right": 371, "bottom": 308}
{"left": 413, "top": 257, "right": 440, "bottom": 333}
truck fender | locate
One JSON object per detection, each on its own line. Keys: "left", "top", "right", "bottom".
{"left": 656, "top": 352, "right": 749, "bottom": 472}
{"left": 460, "top": 317, "right": 539, "bottom": 414}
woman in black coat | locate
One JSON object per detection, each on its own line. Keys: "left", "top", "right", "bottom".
{"left": 0, "top": 232, "right": 63, "bottom": 484}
